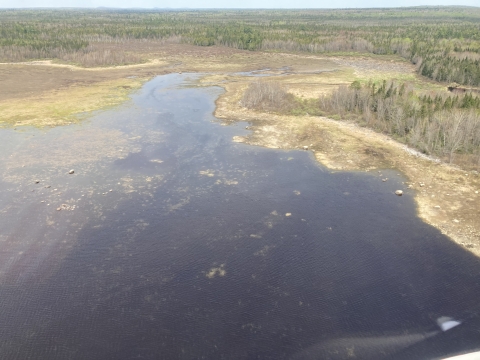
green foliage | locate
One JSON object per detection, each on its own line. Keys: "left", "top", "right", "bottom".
{"left": 319, "top": 80, "right": 480, "bottom": 166}
{"left": 1, "top": 7, "right": 480, "bottom": 85}
{"left": 350, "top": 80, "right": 362, "bottom": 90}
{"left": 289, "top": 98, "right": 324, "bottom": 116}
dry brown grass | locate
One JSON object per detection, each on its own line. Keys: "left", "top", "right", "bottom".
{"left": 240, "top": 80, "right": 294, "bottom": 111}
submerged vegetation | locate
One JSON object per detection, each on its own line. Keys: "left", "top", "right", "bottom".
{"left": 1, "top": 7, "right": 480, "bottom": 85}
{"left": 242, "top": 79, "right": 480, "bottom": 169}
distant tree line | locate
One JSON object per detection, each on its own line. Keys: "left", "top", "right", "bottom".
{"left": 1, "top": 8, "right": 480, "bottom": 84}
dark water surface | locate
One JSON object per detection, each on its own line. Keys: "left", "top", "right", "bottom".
{"left": 1, "top": 74, "right": 480, "bottom": 359}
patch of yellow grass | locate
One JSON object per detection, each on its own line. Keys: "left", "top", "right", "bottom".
{"left": 0, "top": 77, "right": 146, "bottom": 128}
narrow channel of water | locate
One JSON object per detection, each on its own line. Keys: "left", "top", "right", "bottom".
{"left": 0, "top": 74, "right": 480, "bottom": 359}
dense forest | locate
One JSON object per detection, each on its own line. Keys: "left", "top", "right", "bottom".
{"left": 1, "top": 7, "right": 480, "bottom": 86}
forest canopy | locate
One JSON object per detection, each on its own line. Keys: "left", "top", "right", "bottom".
{"left": 1, "top": 7, "right": 480, "bottom": 85}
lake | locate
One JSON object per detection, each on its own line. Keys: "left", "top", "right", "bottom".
{"left": 1, "top": 74, "right": 480, "bottom": 359}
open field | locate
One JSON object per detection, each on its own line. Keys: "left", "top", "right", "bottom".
{"left": 0, "top": 42, "right": 479, "bottom": 256}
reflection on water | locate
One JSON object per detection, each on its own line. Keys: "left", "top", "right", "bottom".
{"left": 0, "top": 74, "right": 480, "bottom": 359}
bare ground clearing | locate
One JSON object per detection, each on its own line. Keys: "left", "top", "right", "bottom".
{"left": 1, "top": 44, "right": 478, "bottom": 256}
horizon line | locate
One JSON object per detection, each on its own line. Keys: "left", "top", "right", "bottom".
{"left": 1, "top": 5, "right": 479, "bottom": 10}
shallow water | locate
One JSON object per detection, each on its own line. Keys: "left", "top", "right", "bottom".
{"left": 1, "top": 74, "right": 480, "bottom": 359}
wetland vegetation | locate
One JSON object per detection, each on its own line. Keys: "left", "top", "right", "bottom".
{"left": 1, "top": 7, "right": 480, "bottom": 85}
{"left": 0, "top": 7, "right": 479, "bottom": 255}
{"left": 1, "top": 7, "right": 480, "bottom": 359}
{"left": 242, "top": 79, "right": 480, "bottom": 169}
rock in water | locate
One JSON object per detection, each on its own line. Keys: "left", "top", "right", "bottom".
{"left": 395, "top": 190, "right": 403, "bottom": 196}
{"left": 69, "top": 169, "right": 75, "bottom": 174}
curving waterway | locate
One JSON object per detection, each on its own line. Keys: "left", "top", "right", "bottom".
{"left": 1, "top": 74, "right": 480, "bottom": 359}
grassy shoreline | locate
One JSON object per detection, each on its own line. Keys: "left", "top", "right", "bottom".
{"left": 0, "top": 77, "right": 147, "bottom": 128}
{"left": 1, "top": 46, "right": 479, "bottom": 256}
{"left": 210, "top": 75, "right": 480, "bottom": 257}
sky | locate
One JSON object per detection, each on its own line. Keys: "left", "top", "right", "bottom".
{"left": 1, "top": 0, "right": 479, "bottom": 8}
